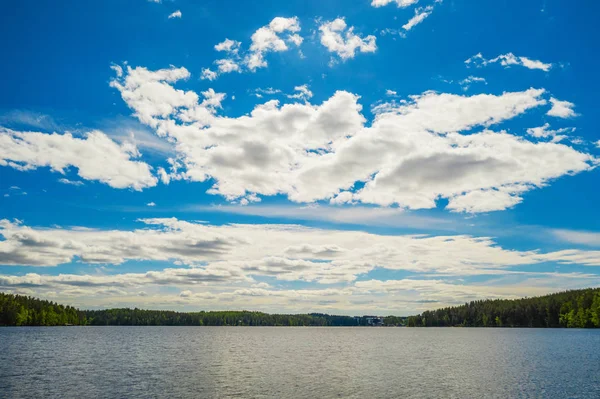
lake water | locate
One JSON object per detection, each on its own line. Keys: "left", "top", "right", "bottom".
{"left": 1, "top": 327, "right": 599, "bottom": 398}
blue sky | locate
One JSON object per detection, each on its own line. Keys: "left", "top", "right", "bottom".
{"left": 1, "top": 0, "right": 599, "bottom": 315}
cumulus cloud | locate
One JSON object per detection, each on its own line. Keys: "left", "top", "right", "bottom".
{"left": 200, "top": 68, "right": 218, "bottom": 81}
{"left": 215, "top": 38, "right": 242, "bottom": 53}
{"left": 215, "top": 58, "right": 241, "bottom": 73}
{"left": 319, "top": 18, "right": 377, "bottom": 61}
{"left": 0, "top": 128, "right": 157, "bottom": 190}
{"left": 112, "top": 65, "right": 596, "bottom": 212}
{"left": 547, "top": 97, "right": 578, "bottom": 118}
{"left": 200, "top": 17, "right": 302, "bottom": 79}
{"left": 466, "top": 53, "right": 553, "bottom": 72}
{"left": 246, "top": 16, "right": 302, "bottom": 70}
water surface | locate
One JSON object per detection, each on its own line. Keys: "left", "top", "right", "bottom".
{"left": 1, "top": 327, "right": 599, "bottom": 398}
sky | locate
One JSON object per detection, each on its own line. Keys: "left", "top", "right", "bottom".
{"left": 1, "top": 0, "right": 599, "bottom": 316}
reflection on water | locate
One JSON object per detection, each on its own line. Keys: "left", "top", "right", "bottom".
{"left": 1, "top": 327, "right": 599, "bottom": 398}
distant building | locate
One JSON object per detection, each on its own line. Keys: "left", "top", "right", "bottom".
{"left": 363, "top": 316, "right": 384, "bottom": 326}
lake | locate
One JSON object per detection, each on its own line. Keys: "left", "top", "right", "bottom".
{"left": 1, "top": 327, "right": 599, "bottom": 398}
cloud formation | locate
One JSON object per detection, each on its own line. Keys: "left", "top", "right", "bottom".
{"left": 112, "top": 66, "right": 596, "bottom": 212}
{"left": 201, "top": 17, "right": 303, "bottom": 80}
{"left": 2, "top": 218, "right": 600, "bottom": 312}
{"left": 319, "top": 18, "right": 377, "bottom": 61}
{"left": 0, "top": 128, "right": 157, "bottom": 190}
{"left": 2, "top": 218, "right": 600, "bottom": 276}
{"left": 547, "top": 97, "right": 578, "bottom": 118}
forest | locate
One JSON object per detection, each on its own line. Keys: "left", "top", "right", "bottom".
{"left": 4, "top": 288, "right": 600, "bottom": 328}
{"left": 0, "top": 293, "right": 404, "bottom": 326}
{"left": 406, "top": 288, "right": 600, "bottom": 328}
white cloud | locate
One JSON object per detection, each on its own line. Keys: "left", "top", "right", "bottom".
{"left": 58, "top": 178, "right": 84, "bottom": 186}
{"left": 0, "top": 128, "right": 157, "bottom": 190}
{"left": 371, "top": 0, "right": 419, "bottom": 7}
{"left": 110, "top": 64, "right": 124, "bottom": 78}
{"left": 2, "top": 218, "right": 600, "bottom": 313}
{"left": 319, "top": 18, "right": 377, "bottom": 60}
{"left": 286, "top": 84, "right": 313, "bottom": 101}
{"left": 215, "top": 58, "right": 241, "bottom": 73}
{"left": 200, "top": 68, "right": 218, "bottom": 81}
{"left": 245, "top": 17, "right": 303, "bottom": 70}
{"left": 214, "top": 39, "right": 241, "bottom": 53}
{"left": 458, "top": 76, "right": 487, "bottom": 90}
{"left": 112, "top": 65, "right": 597, "bottom": 213}
{"left": 385, "top": 90, "right": 398, "bottom": 97}
{"left": 466, "top": 53, "right": 553, "bottom": 72}
{"left": 202, "top": 17, "right": 302, "bottom": 79}
{"left": 403, "top": 6, "right": 433, "bottom": 31}
{"left": 147, "top": 202, "right": 156, "bottom": 207}
{"left": 547, "top": 97, "right": 578, "bottom": 118}
{"left": 2, "top": 218, "right": 600, "bottom": 279}
{"left": 526, "top": 123, "right": 573, "bottom": 139}
{"left": 168, "top": 10, "right": 182, "bottom": 19}
{"left": 253, "top": 87, "right": 282, "bottom": 97}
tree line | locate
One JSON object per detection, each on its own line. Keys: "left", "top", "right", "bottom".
{"left": 0, "top": 292, "right": 86, "bottom": 326}
{"left": 0, "top": 293, "right": 406, "bottom": 326}
{"left": 406, "top": 288, "right": 600, "bottom": 328}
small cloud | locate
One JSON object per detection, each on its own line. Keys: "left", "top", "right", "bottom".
{"left": 547, "top": 97, "right": 578, "bottom": 118}
{"left": 403, "top": 6, "right": 434, "bottom": 31}
{"left": 147, "top": 202, "right": 156, "bottom": 207}
{"left": 526, "top": 123, "right": 573, "bottom": 139}
{"left": 459, "top": 76, "right": 487, "bottom": 90}
{"left": 168, "top": 10, "right": 182, "bottom": 19}
{"left": 385, "top": 89, "right": 398, "bottom": 97}
{"left": 371, "top": 0, "right": 418, "bottom": 7}
{"left": 286, "top": 85, "right": 313, "bottom": 101}
{"left": 319, "top": 18, "right": 377, "bottom": 61}
{"left": 201, "top": 68, "right": 218, "bottom": 81}
{"left": 466, "top": 52, "right": 553, "bottom": 72}
{"left": 58, "top": 178, "right": 85, "bottom": 186}
{"left": 214, "top": 39, "right": 241, "bottom": 53}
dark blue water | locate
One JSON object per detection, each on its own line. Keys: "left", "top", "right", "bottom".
{"left": 1, "top": 327, "right": 599, "bottom": 398}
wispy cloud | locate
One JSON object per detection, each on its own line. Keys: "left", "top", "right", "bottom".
{"left": 551, "top": 229, "right": 600, "bottom": 247}
{"left": 192, "top": 204, "right": 458, "bottom": 230}
{"left": 0, "top": 110, "right": 62, "bottom": 132}
{"left": 466, "top": 53, "right": 553, "bottom": 72}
